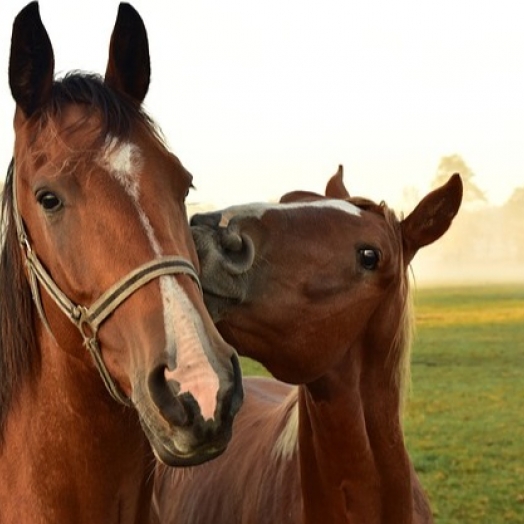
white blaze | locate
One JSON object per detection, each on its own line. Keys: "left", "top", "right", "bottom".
{"left": 98, "top": 138, "right": 219, "bottom": 421}
{"left": 219, "top": 199, "right": 361, "bottom": 227}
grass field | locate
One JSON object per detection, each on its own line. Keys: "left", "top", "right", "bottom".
{"left": 240, "top": 284, "right": 524, "bottom": 524}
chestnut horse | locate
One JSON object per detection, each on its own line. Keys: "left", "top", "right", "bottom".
{"left": 1, "top": 3, "right": 242, "bottom": 523}
{"left": 154, "top": 167, "right": 463, "bottom": 523}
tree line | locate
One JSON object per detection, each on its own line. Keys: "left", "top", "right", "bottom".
{"left": 410, "top": 154, "right": 523, "bottom": 284}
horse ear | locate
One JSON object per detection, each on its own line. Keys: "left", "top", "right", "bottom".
{"left": 401, "top": 173, "right": 463, "bottom": 263}
{"left": 281, "top": 165, "right": 349, "bottom": 203}
{"left": 9, "top": 2, "right": 54, "bottom": 118}
{"left": 105, "top": 3, "right": 150, "bottom": 104}
{"left": 325, "top": 165, "right": 350, "bottom": 199}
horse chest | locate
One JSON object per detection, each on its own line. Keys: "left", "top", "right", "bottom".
{"left": 0, "top": 374, "right": 152, "bottom": 524}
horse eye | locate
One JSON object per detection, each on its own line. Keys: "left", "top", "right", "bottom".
{"left": 358, "top": 248, "right": 380, "bottom": 270}
{"left": 37, "top": 191, "right": 63, "bottom": 212}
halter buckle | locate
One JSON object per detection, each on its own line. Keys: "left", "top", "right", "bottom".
{"left": 71, "top": 305, "right": 97, "bottom": 343}
{"left": 19, "top": 232, "right": 32, "bottom": 254}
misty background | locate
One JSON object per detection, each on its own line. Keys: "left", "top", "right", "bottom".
{"left": 1, "top": 1, "right": 522, "bottom": 286}
{"left": 402, "top": 154, "right": 523, "bottom": 284}
{"left": 1, "top": 152, "right": 522, "bottom": 285}
{"left": 187, "top": 152, "right": 524, "bottom": 286}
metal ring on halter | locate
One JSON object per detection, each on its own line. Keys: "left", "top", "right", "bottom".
{"left": 9, "top": 160, "right": 203, "bottom": 405}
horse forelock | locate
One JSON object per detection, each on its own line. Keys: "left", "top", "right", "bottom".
{"left": 22, "top": 72, "right": 166, "bottom": 161}
{"left": 0, "top": 161, "right": 39, "bottom": 445}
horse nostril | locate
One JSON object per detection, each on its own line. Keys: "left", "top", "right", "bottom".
{"left": 219, "top": 231, "right": 255, "bottom": 275}
{"left": 220, "top": 230, "right": 243, "bottom": 252}
{"left": 227, "top": 353, "right": 244, "bottom": 418}
{"left": 148, "top": 365, "right": 188, "bottom": 427}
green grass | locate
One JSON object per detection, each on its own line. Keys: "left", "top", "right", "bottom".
{"left": 240, "top": 284, "right": 524, "bottom": 523}
{"left": 406, "top": 285, "right": 524, "bottom": 523}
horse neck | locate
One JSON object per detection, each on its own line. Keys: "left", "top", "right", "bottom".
{"left": 0, "top": 326, "right": 154, "bottom": 524}
{"left": 298, "top": 335, "right": 413, "bottom": 524}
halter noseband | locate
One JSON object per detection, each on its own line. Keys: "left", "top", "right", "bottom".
{"left": 11, "top": 161, "right": 202, "bottom": 406}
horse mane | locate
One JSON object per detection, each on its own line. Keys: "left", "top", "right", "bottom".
{"left": 272, "top": 387, "right": 299, "bottom": 460}
{"left": 52, "top": 72, "right": 163, "bottom": 141}
{"left": 381, "top": 203, "right": 414, "bottom": 417}
{"left": 0, "top": 160, "right": 37, "bottom": 444}
{"left": 0, "top": 72, "right": 165, "bottom": 442}
{"left": 349, "top": 197, "right": 414, "bottom": 416}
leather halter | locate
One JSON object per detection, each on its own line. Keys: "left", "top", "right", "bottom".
{"left": 11, "top": 162, "right": 202, "bottom": 406}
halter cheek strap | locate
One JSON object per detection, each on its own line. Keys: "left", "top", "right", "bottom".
{"left": 11, "top": 162, "right": 202, "bottom": 406}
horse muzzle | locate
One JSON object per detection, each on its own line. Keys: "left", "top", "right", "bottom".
{"left": 135, "top": 352, "right": 243, "bottom": 466}
{"left": 191, "top": 219, "right": 256, "bottom": 321}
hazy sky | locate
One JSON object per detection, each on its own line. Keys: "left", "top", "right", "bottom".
{"left": 1, "top": 0, "right": 522, "bottom": 209}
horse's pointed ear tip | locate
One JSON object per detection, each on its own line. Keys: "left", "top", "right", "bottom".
{"left": 450, "top": 172, "right": 462, "bottom": 185}
{"left": 24, "top": 1, "right": 40, "bottom": 12}
{"left": 117, "top": 2, "right": 140, "bottom": 17}
{"left": 15, "top": 1, "right": 40, "bottom": 22}
{"left": 449, "top": 173, "right": 464, "bottom": 199}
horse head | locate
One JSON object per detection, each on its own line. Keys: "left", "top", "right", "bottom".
{"left": 191, "top": 167, "right": 462, "bottom": 383}
{"left": 5, "top": 1, "right": 242, "bottom": 466}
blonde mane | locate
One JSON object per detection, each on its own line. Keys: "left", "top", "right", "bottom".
{"left": 272, "top": 387, "right": 299, "bottom": 460}
{"left": 382, "top": 203, "right": 414, "bottom": 418}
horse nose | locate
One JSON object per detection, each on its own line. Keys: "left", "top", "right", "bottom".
{"left": 192, "top": 214, "right": 255, "bottom": 276}
{"left": 217, "top": 228, "right": 255, "bottom": 275}
{"left": 147, "top": 357, "right": 243, "bottom": 429}
{"left": 148, "top": 365, "right": 190, "bottom": 426}
{"left": 224, "top": 353, "right": 243, "bottom": 420}
{"left": 190, "top": 212, "right": 222, "bottom": 228}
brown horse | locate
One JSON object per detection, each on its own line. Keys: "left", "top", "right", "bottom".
{"left": 154, "top": 167, "right": 463, "bottom": 523}
{"left": 1, "top": 3, "right": 242, "bottom": 523}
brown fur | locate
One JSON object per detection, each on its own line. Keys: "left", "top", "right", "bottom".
{"left": 2, "top": 3, "right": 242, "bottom": 522}
{"left": 0, "top": 161, "right": 38, "bottom": 442}
{"left": 154, "top": 169, "right": 463, "bottom": 523}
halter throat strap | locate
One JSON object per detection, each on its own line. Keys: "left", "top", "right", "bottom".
{"left": 11, "top": 161, "right": 202, "bottom": 405}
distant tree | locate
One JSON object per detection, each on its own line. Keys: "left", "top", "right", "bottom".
{"left": 505, "top": 187, "right": 524, "bottom": 208}
{"left": 503, "top": 187, "right": 524, "bottom": 262}
{"left": 432, "top": 154, "right": 487, "bottom": 204}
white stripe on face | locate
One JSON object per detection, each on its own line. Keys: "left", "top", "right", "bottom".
{"left": 98, "top": 137, "right": 219, "bottom": 421}
{"left": 99, "top": 137, "right": 142, "bottom": 199}
{"left": 218, "top": 199, "right": 361, "bottom": 228}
